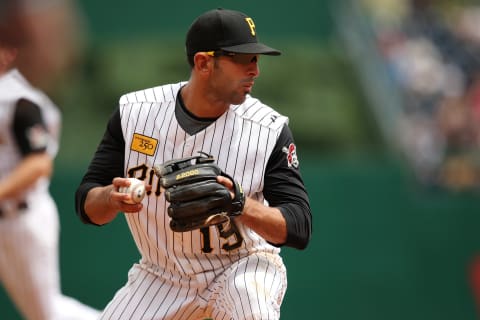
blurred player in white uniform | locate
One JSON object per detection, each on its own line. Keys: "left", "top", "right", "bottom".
{"left": 76, "top": 8, "right": 312, "bottom": 320}
{"left": 0, "top": 40, "right": 101, "bottom": 319}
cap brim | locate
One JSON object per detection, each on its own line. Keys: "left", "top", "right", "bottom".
{"left": 220, "top": 42, "right": 281, "bottom": 56}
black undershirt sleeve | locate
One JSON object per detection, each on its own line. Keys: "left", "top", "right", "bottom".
{"left": 263, "top": 124, "right": 312, "bottom": 249}
{"left": 75, "top": 108, "right": 125, "bottom": 225}
{"left": 12, "top": 98, "right": 49, "bottom": 156}
{"left": 74, "top": 108, "right": 314, "bottom": 246}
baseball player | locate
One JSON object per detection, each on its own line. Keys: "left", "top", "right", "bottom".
{"left": 75, "top": 8, "right": 312, "bottom": 320}
{"left": 0, "top": 43, "right": 101, "bottom": 319}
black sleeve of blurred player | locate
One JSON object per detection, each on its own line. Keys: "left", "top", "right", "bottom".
{"left": 263, "top": 124, "right": 312, "bottom": 250}
{"left": 12, "top": 98, "right": 49, "bottom": 156}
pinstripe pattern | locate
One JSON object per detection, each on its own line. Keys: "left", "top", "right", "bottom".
{"left": 101, "top": 82, "right": 288, "bottom": 319}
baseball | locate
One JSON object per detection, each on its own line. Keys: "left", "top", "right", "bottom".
{"left": 119, "top": 178, "right": 146, "bottom": 204}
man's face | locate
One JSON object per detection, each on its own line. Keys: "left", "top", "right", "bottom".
{"left": 208, "top": 52, "right": 260, "bottom": 105}
{"left": 0, "top": 1, "right": 84, "bottom": 90}
{"left": 0, "top": 46, "right": 18, "bottom": 73}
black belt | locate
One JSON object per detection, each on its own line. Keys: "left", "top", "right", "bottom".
{"left": 0, "top": 201, "right": 28, "bottom": 218}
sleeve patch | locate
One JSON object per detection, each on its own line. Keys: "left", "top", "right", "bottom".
{"left": 27, "top": 124, "right": 49, "bottom": 150}
{"left": 282, "top": 143, "right": 299, "bottom": 169}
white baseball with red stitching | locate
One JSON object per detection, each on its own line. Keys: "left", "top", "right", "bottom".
{"left": 119, "top": 178, "right": 146, "bottom": 204}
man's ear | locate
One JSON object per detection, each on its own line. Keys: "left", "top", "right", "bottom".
{"left": 193, "top": 52, "right": 212, "bottom": 73}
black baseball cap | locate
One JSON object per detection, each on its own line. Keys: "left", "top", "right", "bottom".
{"left": 186, "top": 8, "right": 281, "bottom": 56}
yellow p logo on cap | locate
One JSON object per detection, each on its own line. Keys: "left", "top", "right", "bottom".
{"left": 245, "top": 17, "right": 256, "bottom": 36}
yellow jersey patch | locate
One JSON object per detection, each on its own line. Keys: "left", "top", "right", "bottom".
{"left": 131, "top": 133, "right": 158, "bottom": 156}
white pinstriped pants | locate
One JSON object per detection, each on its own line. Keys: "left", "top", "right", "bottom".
{"left": 0, "top": 196, "right": 101, "bottom": 320}
{"left": 100, "top": 252, "right": 287, "bottom": 320}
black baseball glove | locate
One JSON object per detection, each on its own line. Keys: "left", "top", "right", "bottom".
{"left": 153, "top": 152, "right": 245, "bottom": 232}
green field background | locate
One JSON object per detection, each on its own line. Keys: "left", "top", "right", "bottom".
{"left": 2, "top": 0, "right": 480, "bottom": 319}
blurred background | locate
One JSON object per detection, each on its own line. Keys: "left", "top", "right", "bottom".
{"left": 2, "top": 0, "right": 480, "bottom": 319}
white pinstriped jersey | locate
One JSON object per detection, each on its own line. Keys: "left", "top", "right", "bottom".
{"left": 0, "top": 69, "right": 60, "bottom": 199}
{"left": 118, "top": 82, "right": 289, "bottom": 275}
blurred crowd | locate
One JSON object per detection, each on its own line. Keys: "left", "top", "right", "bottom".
{"left": 361, "top": 0, "right": 480, "bottom": 191}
